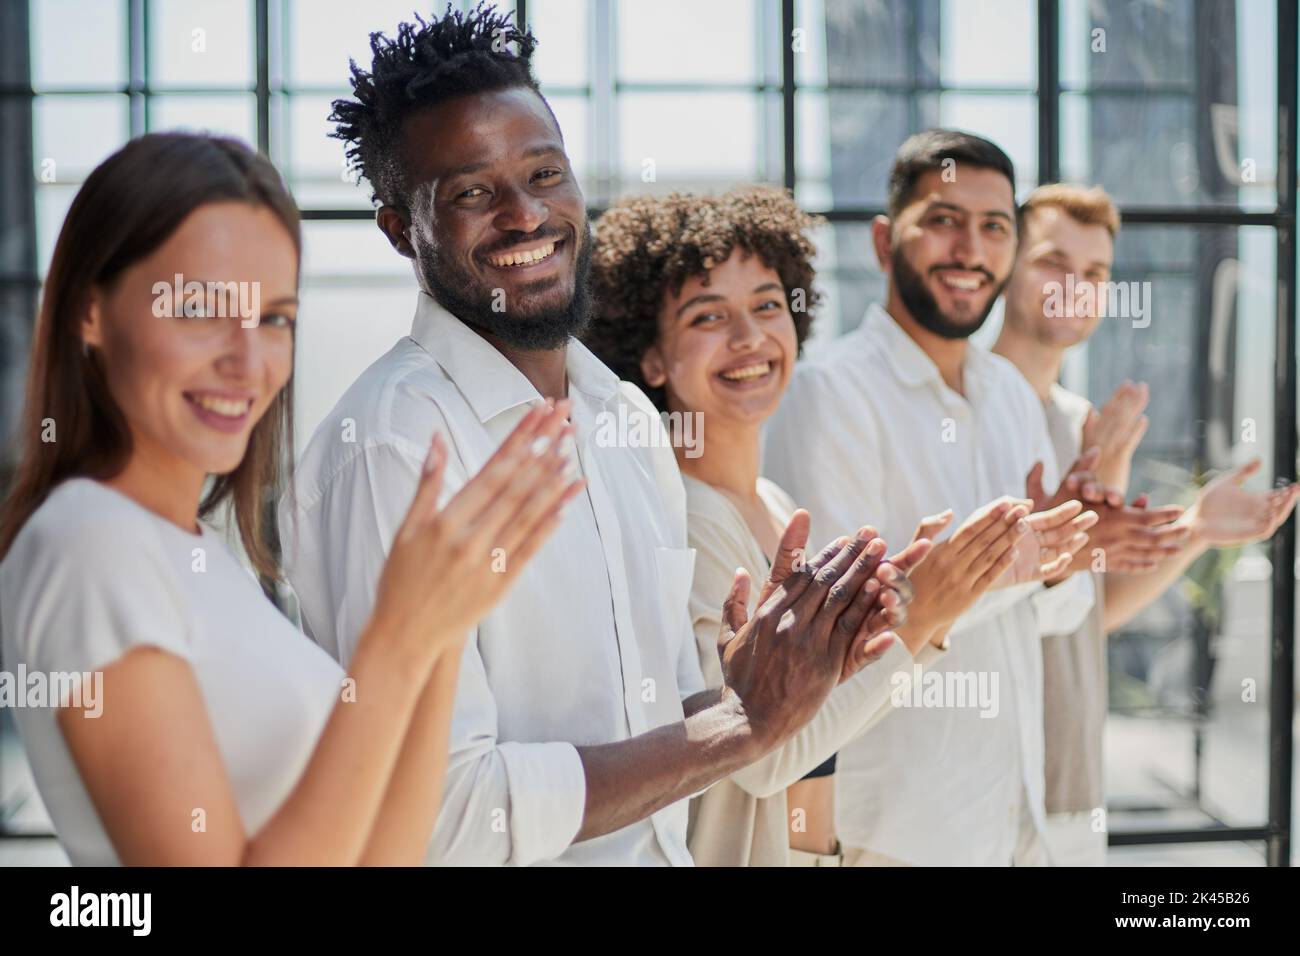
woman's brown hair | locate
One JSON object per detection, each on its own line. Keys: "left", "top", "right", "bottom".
{"left": 0, "top": 132, "right": 301, "bottom": 578}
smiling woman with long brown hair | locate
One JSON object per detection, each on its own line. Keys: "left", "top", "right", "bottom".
{"left": 0, "top": 131, "right": 581, "bottom": 866}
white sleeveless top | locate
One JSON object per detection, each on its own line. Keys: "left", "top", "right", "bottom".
{"left": 0, "top": 479, "right": 344, "bottom": 865}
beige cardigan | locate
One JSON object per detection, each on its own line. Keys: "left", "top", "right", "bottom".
{"left": 683, "top": 475, "right": 941, "bottom": 866}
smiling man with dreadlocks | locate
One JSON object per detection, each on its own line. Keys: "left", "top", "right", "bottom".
{"left": 281, "top": 3, "right": 919, "bottom": 866}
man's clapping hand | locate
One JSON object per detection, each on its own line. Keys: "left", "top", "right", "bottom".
{"left": 1026, "top": 446, "right": 1124, "bottom": 513}
{"left": 894, "top": 497, "right": 1030, "bottom": 649}
{"left": 714, "top": 512, "right": 931, "bottom": 753}
{"left": 1082, "top": 380, "right": 1149, "bottom": 493}
{"left": 1184, "top": 458, "right": 1300, "bottom": 547}
{"left": 1055, "top": 495, "right": 1188, "bottom": 575}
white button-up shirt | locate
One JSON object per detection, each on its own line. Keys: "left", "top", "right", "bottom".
{"left": 763, "top": 303, "right": 1094, "bottom": 866}
{"left": 281, "top": 292, "right": 704, "bottom": 866}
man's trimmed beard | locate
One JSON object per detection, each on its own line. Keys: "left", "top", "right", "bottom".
{"left": 420, "top": 221, "right": 595, "bottom": 351}
{"left": 892, "top": 246, "right": 1004, "bottom": 341}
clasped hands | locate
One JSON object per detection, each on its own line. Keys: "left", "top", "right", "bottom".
{"left": 713, "top": 510, "right": 932, "bottom": 755}
{"left": 704, "top": 435, "right": 1293, "bottom": 759}
{"left": 892, "top": 447, "right": 1134, "bottom": 647}
{"left": 712, "top": 449, "right": 1122, "bottom": 754}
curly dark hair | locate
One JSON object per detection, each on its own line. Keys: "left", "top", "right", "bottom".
{"left": 330, "top": 3, "right": 543, "bottom": 212}
{"left": 584, "top": 186, "right": 825, "bottom": 412}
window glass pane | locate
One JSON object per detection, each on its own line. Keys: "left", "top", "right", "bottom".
{"left": 940, "top": 0, "right": 1035, "bottom": 88}
{"left": 32, "top": 93, "right": 129, "bottom": 183}
{"left": 301, "top": 220, "right": 408, "bottom": 278}
{"left": 1, "top": 100, "right": 37, "bottom": 276}
{"left": 294, "top": 286, "right": 413, "bottom": 451}
{"left": 795, "top": 0, "right": 913, "bottom": 87}
{"left": 616, "top": 0, "right": 757, "bottom": 84}
{"left": 286, "top": 93, "right": 346, "bottom": 175}
{"left": 796, "top": 90, "right": 928, "bottom": 209}
{"left": 795, "top": 90, "right": 830, "bottom": 203}
{"left": 792, "top": 0, "right": 828, "bottom": 87}
{"left": 291, "top": 181, "right": 374, "bottom": 210}
{"left": 295, "top": 221, "right": 421, "bottom": 447}
{"left": 284, "top": 92, "right": 366, "bottom": 207}
{"left": 35, "top": 183, "right": 79, "bottom": 277}
{"left": 30, "top": 0, "right": 127, "bottom": 91}
{"left": 792, "top": 2, "right": 1034, "bottom": 209}
{"left": 1064, "top": 0, "right": 1195, "bottom": 91}
{"left": 286, "top": 0, "right": 459, "bottom": 88}
{"left": 149, "top": 0, "right": 254, "bottom": 89}
{"left": 939, "top": 92, "right": 1037, "bottom": 192}
{"left": 1060, "top": 89, "right": 1278, "bottom": 209}
{"left": 1058, "top": 0, "right": 1090, "bottom": 90}
{"left": 1234, "top": 0, "right": 1279, "bottom": 209}
{"left": 528, "top": 0, "right": 588, "bottom": 88}
{"left": 149, "top": 94, "right": 256, "bottom": 144}
{"left": 547, "top": 94, "right": 591, "bottom": 195}
{"left": 801, "top": 221, "right": 884, "bottom": 345}
{"left": 616, "top": 92, "right": 761, "bottom": 195}
{"left": 1059, "top": 0, "right": 1276, "bottom": 209}
{"left": 294, "top": 285, "right": 416, "bottom": 450}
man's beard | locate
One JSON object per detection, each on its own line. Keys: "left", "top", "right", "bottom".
{"left": 419, "top": 223, "right": 594, "bottom": 351}
{"left": 892, "top": 248, "right": 1004, "bottom": 340}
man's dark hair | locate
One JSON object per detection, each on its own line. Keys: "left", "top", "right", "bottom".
{"left": 330, "top": 3, "right": 543, "bottom": 212}
{"left": 886, "top": 129, "right": 1016, "bottom": 219}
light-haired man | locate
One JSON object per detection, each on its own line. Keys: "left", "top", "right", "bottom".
{"left": 993, "top": 182, "right": 1300, "bottom": 864}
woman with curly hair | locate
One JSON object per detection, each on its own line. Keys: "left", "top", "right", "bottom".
{"left": 585, "top": 186, "right": 974, "bottom": 866}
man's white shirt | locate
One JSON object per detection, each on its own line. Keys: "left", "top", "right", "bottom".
{"left": 763, "top": 303, "right": 1094, "bottom": 866}
{"left": 281, "top": 292, "right": 704, "bottom": 866}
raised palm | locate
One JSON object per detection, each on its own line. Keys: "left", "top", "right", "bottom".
{"left": 1081, "top": 380, "right": 1149, "bottom": 494}
{"left": 1192, "top": 459, "right": 1299, "bottom": 547}
{"left": 997, "top": 500, "right": 1097, "bottom": 586}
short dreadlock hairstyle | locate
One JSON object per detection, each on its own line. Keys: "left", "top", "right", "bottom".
{"left": 584, "top": 186, "right": 824, "bottom": 413}
{"left": 330, "top": 3, "right": 543, "bottom": 212}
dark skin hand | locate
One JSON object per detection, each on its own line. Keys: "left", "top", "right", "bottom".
{"left": 742, "top": 511, "right": 934, "bottom": 679}
{"left": 857, "top": 540, "right": 931, "bottom": 674}
{"left": 575, "top": 514, "right": 932, "bottom": 842}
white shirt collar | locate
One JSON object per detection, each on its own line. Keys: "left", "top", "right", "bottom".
{"left": 861, "top": 302, "right": 999, "bottom": 395}
{"left": 408, "top": 291, "right": 619, "bottom": 423}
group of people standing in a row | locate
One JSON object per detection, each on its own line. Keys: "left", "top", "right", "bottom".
{"left": 1, "top": 5, "right": 1294, "bottom": 867}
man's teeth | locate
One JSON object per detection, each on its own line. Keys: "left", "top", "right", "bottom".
{"left": 719, "top": 361, "right": 773, "bottom": 382}
{"left": 189, "top": 394, "right": 251, "bottom": 417}
{"left": 940, "top": 274, "right": 982, "bottom": 291}
{"left": 488, "top": 241, "right": 558, "bottom": 267}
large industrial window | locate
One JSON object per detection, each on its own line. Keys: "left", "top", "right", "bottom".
{"left": 1, "top": 0, "right": 1296, "bottom": 866}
